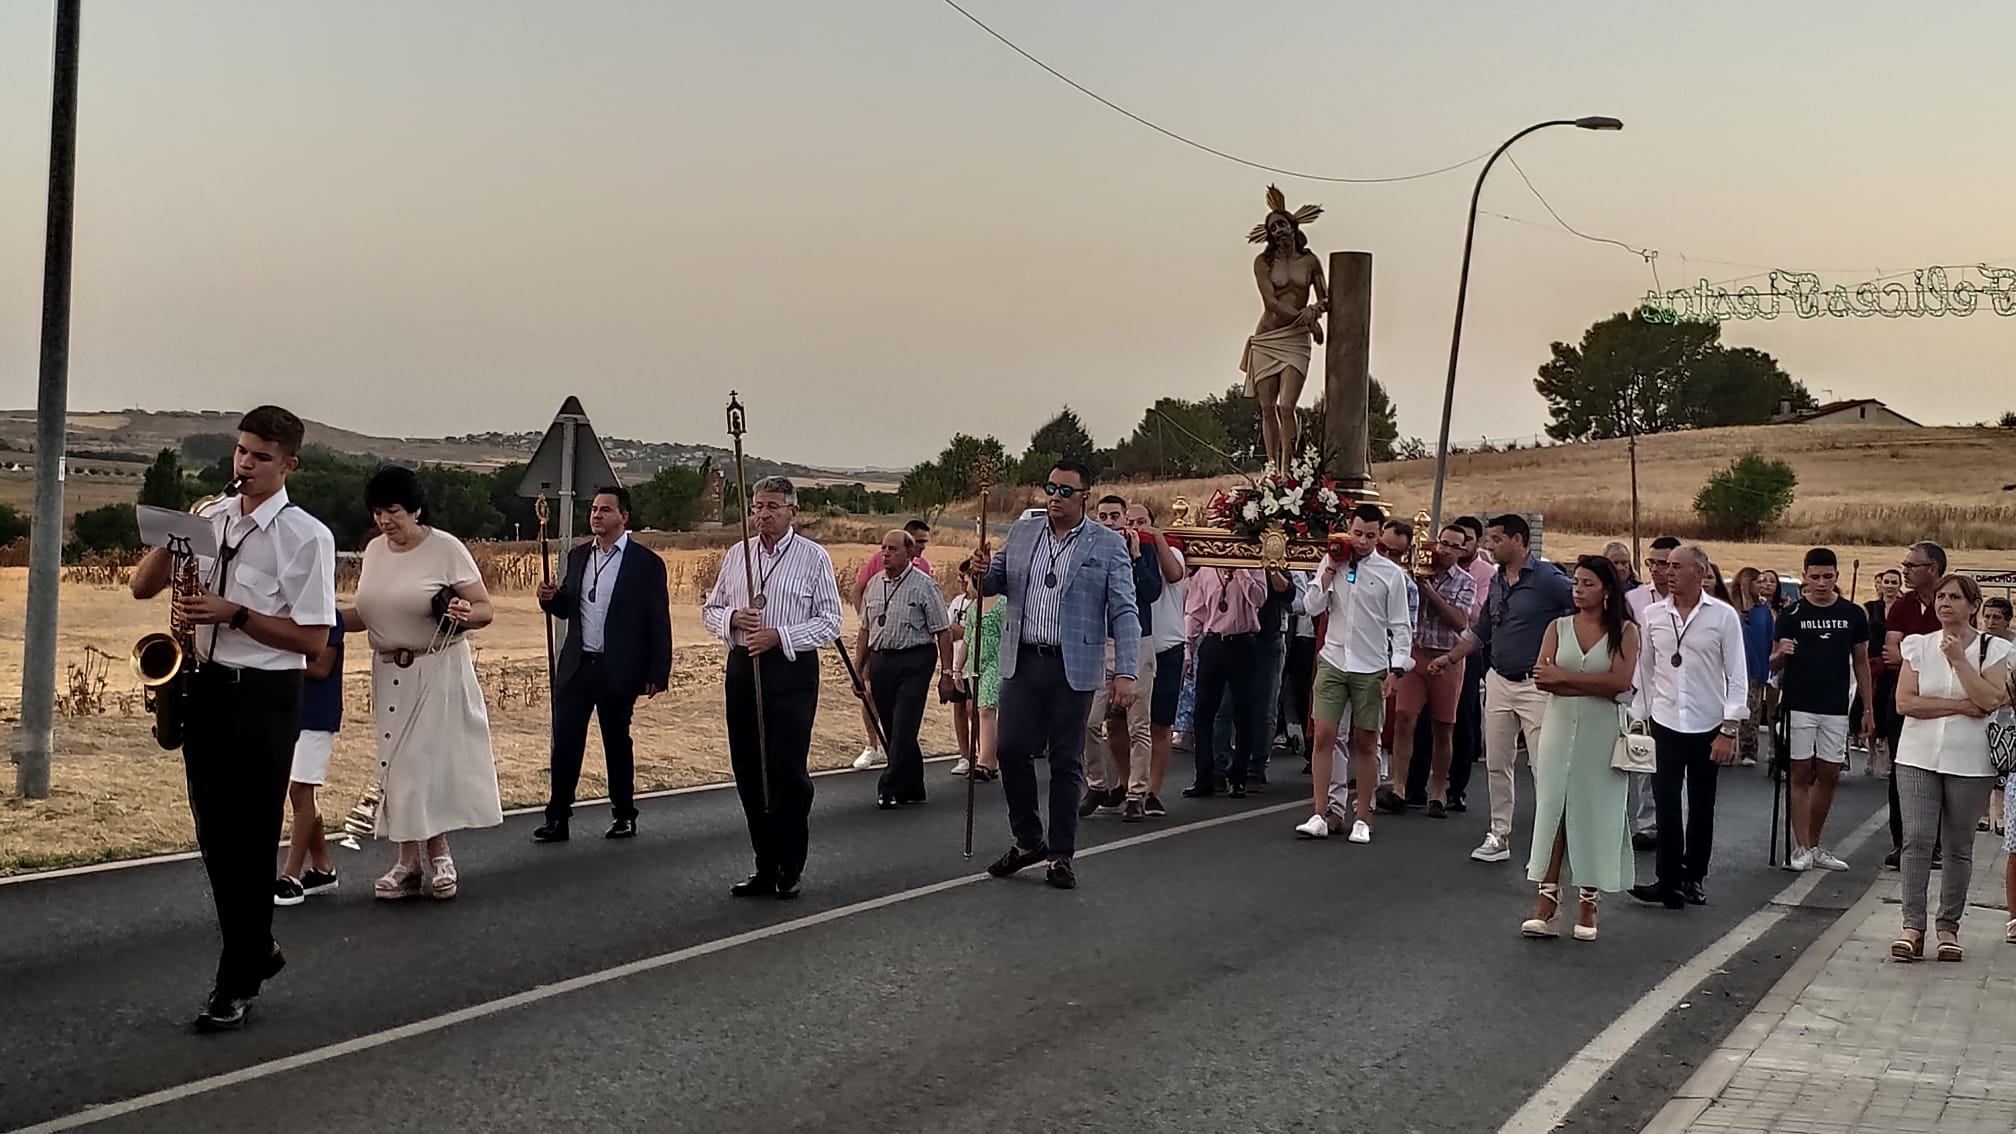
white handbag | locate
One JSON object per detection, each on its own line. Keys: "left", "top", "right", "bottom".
{"left": 1612, "top": 709, "right": 1656, "bottom": 774}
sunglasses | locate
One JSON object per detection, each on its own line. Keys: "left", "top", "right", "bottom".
{"left": 1042, "top": 483, "right": 1083, "bottom": 499}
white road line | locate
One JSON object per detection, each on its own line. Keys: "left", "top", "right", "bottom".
{"left": 0, "top": 756, "right": 961, "bottom": 888}
{"left": 5, "top": 800, "right": 1304, "bottom": 1134}
{"left": 1494, "top": 804, "right": 1890, "bottom": 1134}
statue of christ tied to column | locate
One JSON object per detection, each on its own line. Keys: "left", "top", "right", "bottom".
{"left": 1240, "top": 185, "right": 1328, "bottom": 472}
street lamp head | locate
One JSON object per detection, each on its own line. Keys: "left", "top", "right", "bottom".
{"left": 1574, "top": 116, "right": 1624, "bottom": 131}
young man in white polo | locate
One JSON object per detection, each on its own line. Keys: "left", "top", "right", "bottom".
{"left": 1771, "top": 547, "right": 1874, "bottom": 871}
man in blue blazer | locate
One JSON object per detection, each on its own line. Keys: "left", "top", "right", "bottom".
{"left": 532, "top": 486, "right": 673, "bottom": 842}
{"left": 977, "top": 458, "right": 1140, "bottom": 889}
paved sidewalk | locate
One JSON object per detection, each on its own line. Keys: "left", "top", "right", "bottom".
{"left": 1645, "top": 832, "right": 2016, "bottom": 1133}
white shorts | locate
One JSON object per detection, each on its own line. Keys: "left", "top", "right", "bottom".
{"left": 290, "top": 730, "right": 334, "bottom": 786}
{"left": 1786, "top": 711, "right": 1848, "bottom": 765}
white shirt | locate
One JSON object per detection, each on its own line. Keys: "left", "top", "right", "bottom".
{"left": 948, "top": 593, "right": 973, "bottom": 671}
{"left": 1022, "top": 518, "right": 1087, "bottom": 647}
{"left": 1288, "top": 570, "right": 1317, "bottom": 639}
{"left": 1625, "top": 583, "right": 1668, "bottom": 626}
{"left": 1633, "top": 592, "right": 1749, "bottom": 733}
{"left": 701, "top": 529, "right": 844, "bottom": 661}
{"left": 1895, "top": 631, "right": 2013, "bottom": 777}
{"left": 192, "top": 487, "right": 337, "bottom": 671}
{"left": 1303, "top": 550, "right": 1413, "bottom": 676}
{"left": 579, "top": 533, "right": 628, "bottom": 655}
{"left": 1150, "top": 545, "right": 1187, "bottom": 653}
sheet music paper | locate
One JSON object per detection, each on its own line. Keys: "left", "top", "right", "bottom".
{"left": 135, "top": 505, "right": 220, "bottom": 559}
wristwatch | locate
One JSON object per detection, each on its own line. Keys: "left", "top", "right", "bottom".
{"left": 1389, "top": 667, "right": 1405, "bottom": 679}
{"left": 1718, "top": 724, "right": 1738, "bottom": 738}
{"left": 229, "top": 605, "right": 251, "bottom": 631}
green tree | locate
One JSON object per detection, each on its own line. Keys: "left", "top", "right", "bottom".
{"left": 633, "top": 464, "right": 709, "bottom": 531}
{"left": 1693, "top": 450, "right": 1797, "bottom": 538}
{"left": 899, "top": 460, "right": 955, "bottom": 519}
{"left": 1996, "top": 409, "right": 2016, "bottom": 429}
{"left": 179, "top": 432, "right": 238, "bottom": 467}
{"left": 1535, "top": 311, "right": 1815, "bottom": 441}
{"left": 68, "top": 503, "right": 141, "bottom": 558}
{"left": 1109, "top": 397, "right": 1231, "bottom": 479}
{"left": 1028, "top": 408, "right": 1097, "bottom": 466}
{"left": 416, "top": 465, "right": 505, "bottom": 539}
{"left": 138, "top": 448, "right": 189, "bottom": 510}
{"left": 1367, "top": 378, "right": 1400, "bottom": 463}
{"left": 0, "top": 502, "right": 29, "bottom": 544}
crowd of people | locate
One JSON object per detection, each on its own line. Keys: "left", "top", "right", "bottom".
{"left": 135, "top": 405, "right": 2014, "bottom": 1034}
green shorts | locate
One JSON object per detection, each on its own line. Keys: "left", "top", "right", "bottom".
{"left": 1312, "top": 660, "right": 1385, "bottom": 731}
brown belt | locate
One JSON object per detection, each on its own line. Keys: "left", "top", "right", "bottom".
{"left": 378, "top": 644, "right": 452, "bottom": 669}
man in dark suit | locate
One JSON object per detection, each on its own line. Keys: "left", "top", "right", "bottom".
{"left": 532, "top": 486, "right": 673, "bottom": 842}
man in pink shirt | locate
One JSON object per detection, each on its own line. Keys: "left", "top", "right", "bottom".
{"left": 850, "top": 519, "right": 933, "bottom": 769}
{"left": 1181, "top": 564, "right": 1268, "bottom": 798}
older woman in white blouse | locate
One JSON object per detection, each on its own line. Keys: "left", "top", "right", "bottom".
{"left": 1891, "top": 573, "right": 2012, "bottom": 963}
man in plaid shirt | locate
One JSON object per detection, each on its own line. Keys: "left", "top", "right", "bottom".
{"left": 1379, "top": 524, "right": 1478, "bottom": 818}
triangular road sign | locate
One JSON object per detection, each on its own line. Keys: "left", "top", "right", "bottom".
{"left": 516, "top": 396, "right": 620, "bottom": 498}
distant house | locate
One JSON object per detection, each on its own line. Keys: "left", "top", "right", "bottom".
{"left": 1775, "top": 398, "right": 1922, "bottom": 427}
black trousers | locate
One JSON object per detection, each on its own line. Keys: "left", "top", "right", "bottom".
{"left": 1191, "top": 632, "right": 1259, "bottom": 788}
{"left": 997, "top": 647, "right": 1094, "bottom": 859}
{"left": 726, "top": 647, "right": 819, "bottom": 879}
{"left": 1877, "top": 669, "right": 1906, "bottom": 850}
{"left": 546, "top": 655, "right": 638, "bottom": 823}
{"left": 1651, "top": 722, "right": 1721, "bottom": 891}
{"left": 870, "top": 644, "right": 937, "bottom": 802}
{"left": 1281, "top": 635, "right": 1317, "bottom": 739}
{"left": 182, "top": 665, "right": 302, "bottom": 997}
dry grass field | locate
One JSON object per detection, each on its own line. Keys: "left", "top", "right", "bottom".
{"left": 949, "top": 423, "right": 2016, "bottom": 558}
{"left": 0, "top": 543, "right": 979, "bottom": 875}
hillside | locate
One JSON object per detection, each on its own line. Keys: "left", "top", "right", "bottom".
{"left": 0, "top": 409, "right": 903, "bottom": 518}
{"left": 947, "top": 423, "right": 2016, "bottom": 554}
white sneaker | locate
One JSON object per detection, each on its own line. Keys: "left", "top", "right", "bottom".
{"left": 1294, "top": 814, "right": 1331, "bottom": 839}
{"left": 1811, "top": 848, "right": 1850, "bottom": 872}
{"left": 950, "top": 758, "right": 971, "bottom": 776}
{"left": 1787, "top": 846, "right": 1813, "bottom": 872}
{"left": 1471, "top": 833, "right": 1510, "bottom": 862}
{"left": 1348, "top": 820, "right": 1372, "bottom": 844}
{"left": 853, "top": 748, "right": 880, "bottom": 770}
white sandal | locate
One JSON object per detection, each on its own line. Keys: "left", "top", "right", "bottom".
{"left": 1522, "top": 882, "right": 1562, "bottom": 938}
{"left": 1573, "top": 887, "right": 1600, "bottom": 941}
{"left": 374, "top": 860, "right": 422, "bottom": 900}
{"left": 426, "top": 855, "right": 458, "bottom": 900}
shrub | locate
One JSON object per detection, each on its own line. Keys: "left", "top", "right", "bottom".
{"left": 1693, "top": 450, "right": 1796, "bottom": 538}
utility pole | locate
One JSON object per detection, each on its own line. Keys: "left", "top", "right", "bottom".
{"left": 15, "top": 0, "right": 83, "bottom": 800}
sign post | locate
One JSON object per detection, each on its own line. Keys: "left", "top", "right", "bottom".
{"left": 516, "top": 397, "right": 620, "bottom": 669}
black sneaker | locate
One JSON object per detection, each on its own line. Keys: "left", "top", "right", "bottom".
{"left": 1227, "top": 782, "right": 1247, "bottom": 800}
{"left": 1375, "top": 788, "right": 1408, "bottom": 815}
{"left": 1144, "top": 794, "right": 1167, "bottom": 818}
{"left": 1078, "top": 790, "right": 1104, "bottom": 818}
{"left": 1628, "top": 884, "right": 1685, "bottom": 910}
{"left": 273, "top": 877, "right": 305, "bottom": 907}
{"left": 987, "top": 843, "right": 1048, "bottom": 878}
{"left": 1883, "top": 848, "right": 1901, "bottom": 870}
{"left": 1448, "top": 795, "right": 1467, "bottom": 813}
{"left": 1426, "top": 799, "right": 1447, "bottom": 819}
{"left": 1045, "top": 860, "right": 1077, "bottom": 889}
{"left": 300, "top": 867, "right": 338, "bottom": 895}
{"left": 1095, "top": 788, "right": 1125, "bottom": 814}
{"left": 1121, "top": 797, "right": 1145, "bottom": 823}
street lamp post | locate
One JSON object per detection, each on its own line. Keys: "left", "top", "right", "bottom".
{"left": 1426, "top": 116, "right": 1622, "bottom": 538}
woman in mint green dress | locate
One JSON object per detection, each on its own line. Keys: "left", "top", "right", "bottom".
{"left": 1524, "top": 555, "right": 1641, "bottom": 942}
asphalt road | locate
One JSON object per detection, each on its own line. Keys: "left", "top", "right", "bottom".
{"left": 0, "top": 753, "right": 1888, "bottom": 1134}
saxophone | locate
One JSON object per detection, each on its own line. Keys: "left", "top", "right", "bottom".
{"left": 130, "top": 479, "right": 240, "bottom": 751}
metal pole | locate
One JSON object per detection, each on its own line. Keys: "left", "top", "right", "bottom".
{"left": 1628, "top": 382, "right": 1642, "bottom": 567}
{"left": 1427, "top": 117, "right": 1620, "bottom": 537}
{"left": 14, "top": 0, "right": 83, "bottom": 801}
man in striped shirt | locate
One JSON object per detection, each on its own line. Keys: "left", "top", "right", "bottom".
{"left": 702, "top": 476, "right": 844, "bottom": 901}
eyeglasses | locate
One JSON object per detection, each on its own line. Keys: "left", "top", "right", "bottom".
{"left": 1042, "top": 483, "right": 1082, "bottom": 499}
{"left": 1644, "top": 558, "right": 1669, "bottom": 568}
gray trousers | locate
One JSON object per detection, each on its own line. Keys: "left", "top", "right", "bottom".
{"left": 1896, "top": 764, "right": 1996, "bottom": 933}
{"left": 1630, "top": 771, "right": 1658, "bottom": 835}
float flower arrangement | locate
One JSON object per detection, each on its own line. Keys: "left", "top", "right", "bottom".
{"left": 1204, "top": 451, "right": 1348, "bottom": 542}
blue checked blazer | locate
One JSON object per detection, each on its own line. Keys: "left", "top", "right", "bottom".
{"left": 981, "top": 515, "right": 1140, "bottom": 692}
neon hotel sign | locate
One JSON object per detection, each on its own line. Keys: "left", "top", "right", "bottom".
{"left": 1639, "top": 265, "right": 2016, "bottom": 323}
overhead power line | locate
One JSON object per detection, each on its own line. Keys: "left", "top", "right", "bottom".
{"left": 935, "top": 0, "right": 1494, "bottom": 185}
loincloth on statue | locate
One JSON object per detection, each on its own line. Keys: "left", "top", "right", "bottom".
{"left": 1240, "top": 326, "right": 1314, "bottom": 396}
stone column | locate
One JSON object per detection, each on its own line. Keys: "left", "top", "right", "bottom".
{"left": 1325, "top": 251, "right": 1376, "bottom": 498}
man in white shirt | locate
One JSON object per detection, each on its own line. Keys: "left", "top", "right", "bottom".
{"left": 130, "top": 405, "right": 337, "bottom": 1032}
{"left": 1128, "top": 504, "right": 1187, "bottom": 817}
{"left": 1629, "top": 544, "right": 1749, "bottom": 910}
{"left": 1295, "top": 504, "right": 1413, "bottom": 844}
{"left": 1624, "top": 535, "right": 1680, "bottom": 849}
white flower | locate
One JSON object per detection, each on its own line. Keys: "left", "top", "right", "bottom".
{"left": 1241, "top": 501, "right": 1260, "bottom": 522}
{"left": 1284, "top": 495, "right": 1302, "bottom": 514}
{"left": 1318, "top": 487, "right": 1339, "bottom": 508}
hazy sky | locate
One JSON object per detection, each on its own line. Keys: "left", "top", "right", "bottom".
{"left": 4, "top": 1, "right": 2013, "bottom": 469}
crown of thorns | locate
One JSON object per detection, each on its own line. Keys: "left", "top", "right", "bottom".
{"left": 1248, "top": 184, "right": 1323, "bottom": 243}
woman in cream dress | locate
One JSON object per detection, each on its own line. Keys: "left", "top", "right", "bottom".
{"left": 342, "top": 467, "right": 503, "bottom": 900}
